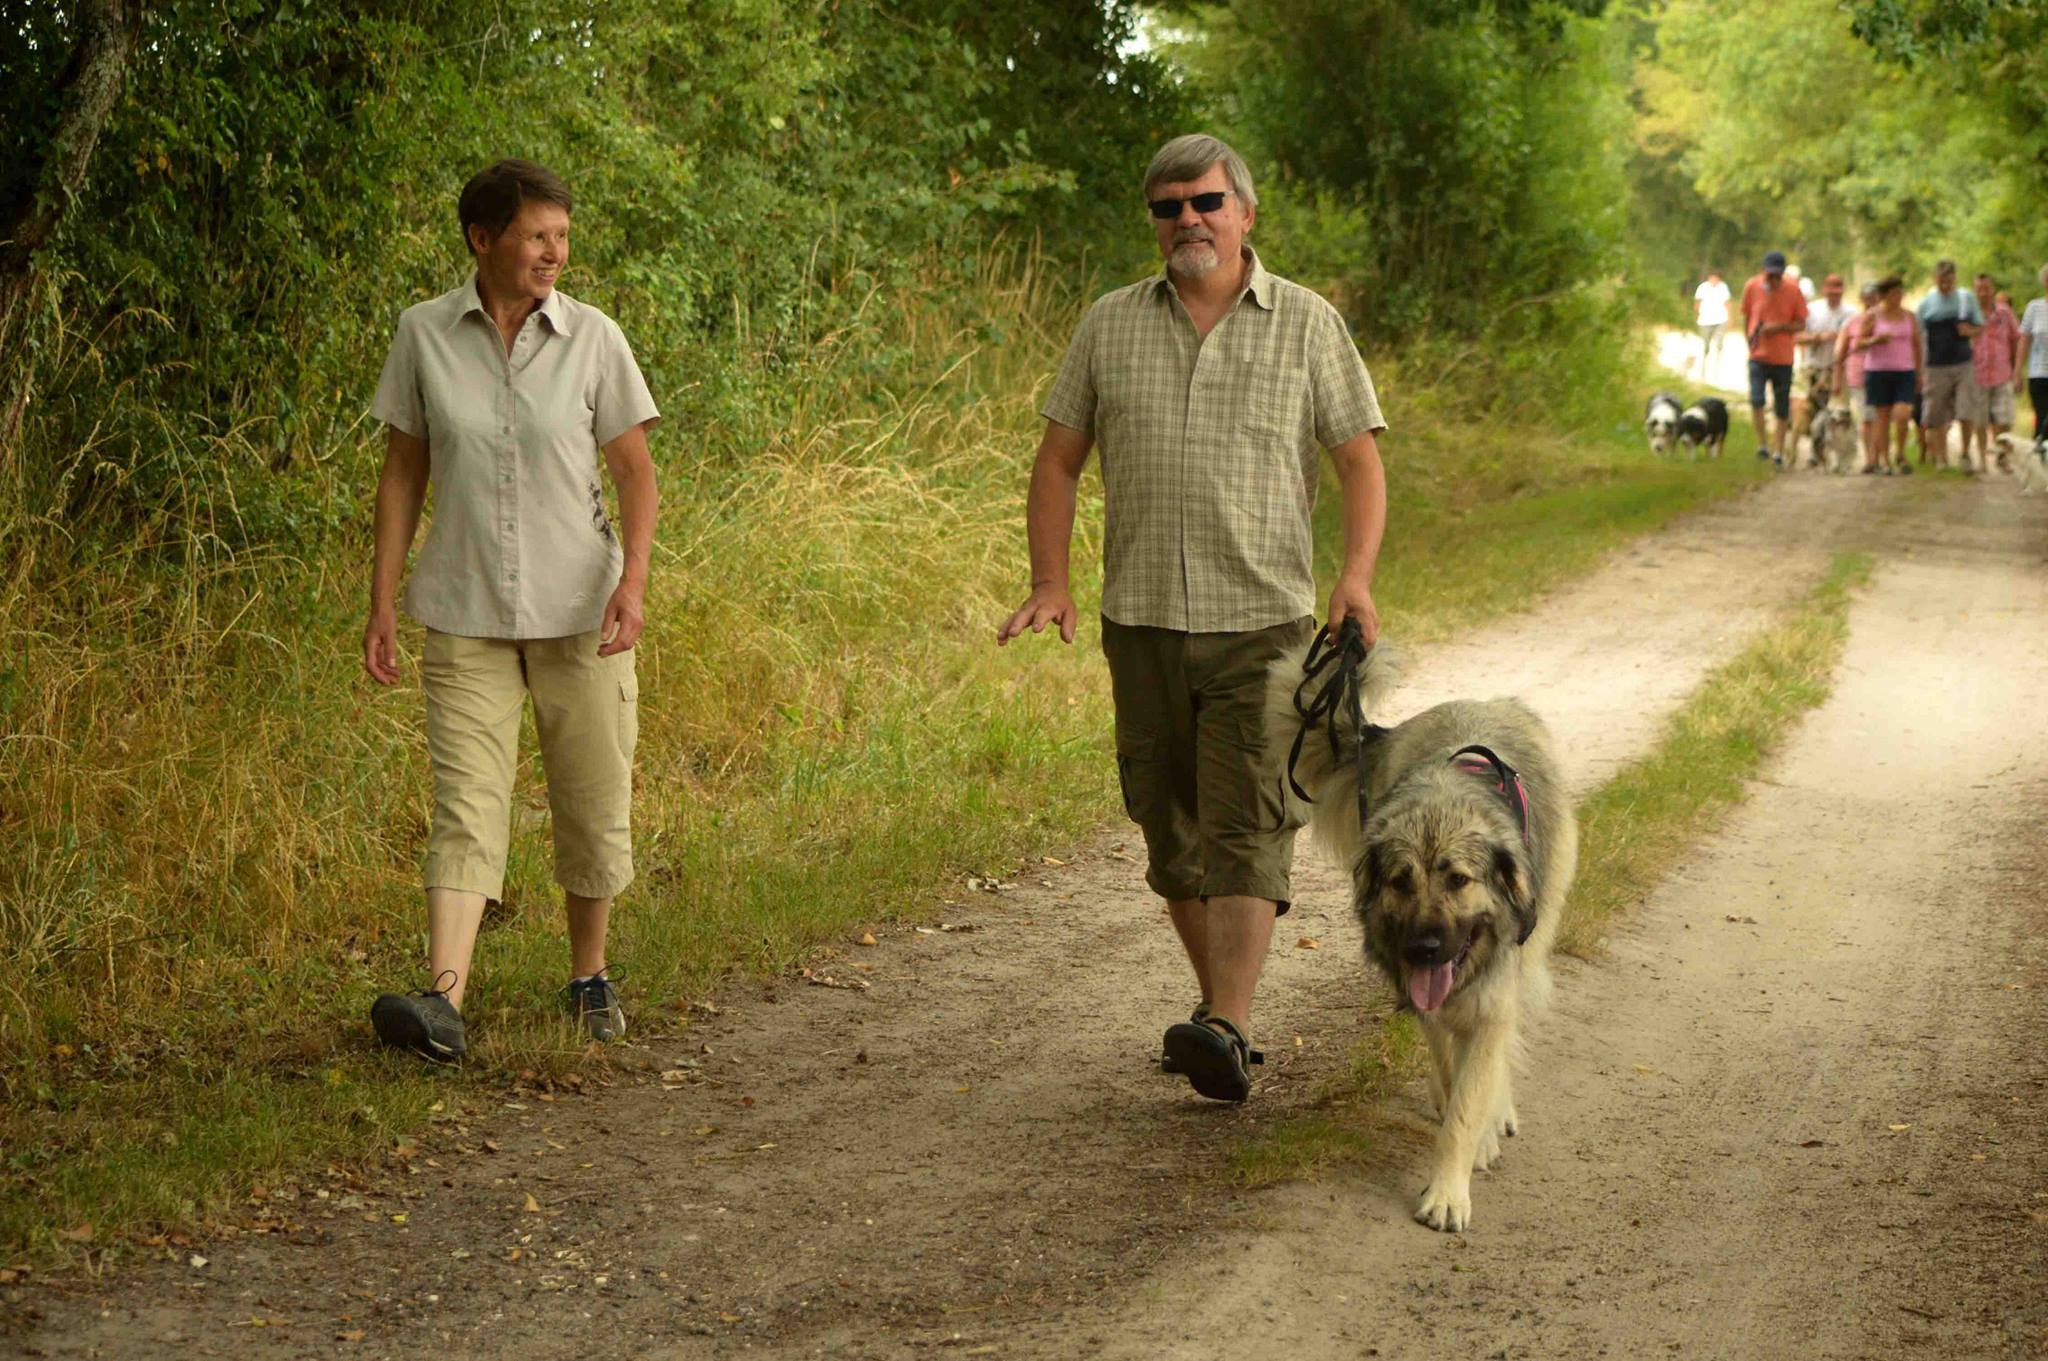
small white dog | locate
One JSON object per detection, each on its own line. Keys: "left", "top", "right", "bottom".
{"left": 2012, "top": 434, "right": 2048, "bottom": 494}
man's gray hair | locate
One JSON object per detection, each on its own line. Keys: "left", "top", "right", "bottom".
{"left": 1935, "top": 258, "right": 1957, "bottom": 275}
{"left": 1144, "top": 134, "right": 1257, "bottom": 210}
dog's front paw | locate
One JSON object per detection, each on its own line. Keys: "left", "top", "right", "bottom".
{"left": 1415, "top": 1177, "right": 1472, "bottom": 1233}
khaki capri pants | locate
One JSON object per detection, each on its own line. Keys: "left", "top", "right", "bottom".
{"left": 422, "top": 629, "right": 638, "bottom": 901}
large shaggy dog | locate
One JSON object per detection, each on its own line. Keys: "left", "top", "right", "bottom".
{"left": 1287, "top": 646, "right": 1578, "bottom": 1232}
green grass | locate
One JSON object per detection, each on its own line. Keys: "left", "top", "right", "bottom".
{"left": 0, "top": 242, "right": 1767, "bottom": 1261}
{"left": 1233, "top": 550, "right": 1873, "bottom": 1187}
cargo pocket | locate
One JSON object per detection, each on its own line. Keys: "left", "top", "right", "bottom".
{"left": 615, "top": 665, "right": 640, "bottom": 759}
{"left": 1114, "top": 732, "right": 1158, "bottom": 827}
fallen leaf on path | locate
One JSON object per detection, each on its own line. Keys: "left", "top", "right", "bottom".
{"left": 1887, "top": 1123, "right": 1911, "bottom": 1132}
{"left": 336, "top": 1330, "right": 366, "bottom": 1342}
{"left": 1797, "top": 1139, "right": 1828, "bottom": 1148}
{"left": 858, "top": 932, "right": 877, "bottom": 946}
{"left": 692, "top": 1126, "right": 717, "bottom": 1136}
{"left": 799, "top": 967, "right": 870, "bottom": 990}
{"left": 189, "top": 1255, "right": 208, "bottom": 1269}
{"left": 1040, "top": 855, "right": 1066, "bottom": 866}
{"left": 507, "top": 1248, "right": 524, "bottom": 1263}
{"left": 389, "top": 1213, "right": 407, "bottom": 1225}
{"left": 1296, "top": 937, "right": 1320, "bottom": 950}
{"left": 1634, "top": 1064, "right": 1656, "bottom": 1075}
{"left": 1724, "top": 914, "right": 1759, "bottom": 924}
{"left": 955, "top": 1085, "right": 971, "bottom": 1094}
{"left": 522, "top": 1193, "right": 542, "bottom": 1214}
{"left": 0, "top": 1268, "right": 26, "bottom": 1285}
{"left": 482, "top": 1139, "right": 503, "bottom": 1154}
{"left": 58, "top": 1223, "right": 93, "bottom": 1243}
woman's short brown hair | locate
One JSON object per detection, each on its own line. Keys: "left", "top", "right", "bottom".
{"left": 1874, "top": 274, "right": 1903, "bottom": 295}
{"left": 457, "top": 159, "right": 573, "bottom": 252}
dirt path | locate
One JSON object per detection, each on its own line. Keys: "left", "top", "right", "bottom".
{"left": 15, "top": 477, "right": 2046, "bottom": 1361}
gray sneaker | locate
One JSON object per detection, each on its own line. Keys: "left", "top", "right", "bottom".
{"left": 564, "top": 970, "right": 626, "bottom": 1042}
{"left": 370, "top": 975, "right": 466, "bottom": 1063}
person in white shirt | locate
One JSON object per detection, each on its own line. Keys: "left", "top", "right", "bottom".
{"left": 2017, "top": 263, "right": 2048, "bottom": 442}
{"left": 1694, "top": 270, "right": 1731, "bottom": 378}
{"left": 1792, "top": 272, "right": 1856, "bottom": 467}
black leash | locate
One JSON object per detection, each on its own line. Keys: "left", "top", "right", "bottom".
{"left": 1287, "top": 617, "right": 1383, "bottom": 832}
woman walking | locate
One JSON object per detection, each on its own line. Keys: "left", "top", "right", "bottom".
{"left": 362, "top": 159, "right": 660, "bottom": 1061}
{"left": 1836, "top": 280, "right": 1882, "bottom": 470}
{"left": 2019, "top": 263, "right": 2048, "bottom": 442}
{"left": 1850, "top": 276, "right": 1921, "bottom": 476}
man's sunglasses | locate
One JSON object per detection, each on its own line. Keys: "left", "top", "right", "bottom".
{"left": 1147, "top": 190, "right": 1233, "bottom": 219}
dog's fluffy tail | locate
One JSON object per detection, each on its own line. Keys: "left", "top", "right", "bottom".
{"left": 1271, "top": 639, "right": 1401, "bottom": 873}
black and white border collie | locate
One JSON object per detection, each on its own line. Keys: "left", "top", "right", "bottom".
{"left": 1644, "top": 392, "right": 1682, "bottom": 457}
{"left": 1676, "top": 397, "right": 1728, "bottom": 459}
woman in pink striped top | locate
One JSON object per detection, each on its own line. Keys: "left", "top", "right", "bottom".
{"left": 1849, "top": 276, "right": 1923, "bottom": 475}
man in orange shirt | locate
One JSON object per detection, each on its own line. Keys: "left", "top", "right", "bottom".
{"left": 1741, "top": 250, "right": 1809, "bottom": 467}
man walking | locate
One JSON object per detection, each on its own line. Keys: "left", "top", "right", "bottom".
{"left": 996, "top": 133, "right": 1387, "bottom": 1104}
{"left": 1741, "top": 250, "right": 1808, "bottom": 466}
{"left": 1916, "top": 259, "right": 1982, "bottom": 468}
{"left": 1694, "top": 269, "right": 1731, "bottom": 379}
{"left": 1967, "top": 271, "right": 2019, "bottom": 472}
{"left": 1793, "top": 272, "right": 1855, "bottom": 468}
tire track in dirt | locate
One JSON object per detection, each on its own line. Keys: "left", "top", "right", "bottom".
{"left": 19, "top": 475, "right": 2033, "bottom": 1361}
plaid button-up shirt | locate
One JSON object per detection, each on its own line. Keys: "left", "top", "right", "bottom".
{"left": 370, "top": 278, "right": 659, "bottom": 639}
{"left": 1042, "top": 249, "right": 1385, "bottom": 633}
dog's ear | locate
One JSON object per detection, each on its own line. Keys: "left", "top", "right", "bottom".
{"left": 1491, "top": 843, "right": 1536, "bottom": 944}
{"left": 1354, "top": 839, "right": 1385, "bottom": 918}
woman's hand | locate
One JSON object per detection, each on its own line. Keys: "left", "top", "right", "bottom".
{"left": 364, "top": 605, "right": 402, "bottom": 685}
{"left": 598, "top": 578, "right": 645, "bottom": 656}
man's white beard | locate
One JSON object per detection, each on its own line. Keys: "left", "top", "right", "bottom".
{"left": 1169, "top": 238, "right": 1220, "bottom": 279}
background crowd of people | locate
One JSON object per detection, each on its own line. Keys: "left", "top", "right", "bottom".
{"left": 1692, "top": 254, "right": 2048, "bottom": 475}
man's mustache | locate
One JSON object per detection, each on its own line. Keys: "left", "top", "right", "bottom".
{"left": 1173, "top": 229, "right": 1214, "bottom": 246}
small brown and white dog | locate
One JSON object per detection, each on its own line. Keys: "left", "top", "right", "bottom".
{"left": 1815, "top": 405, "right": 1861, "bottom": 474}
{"left": 1284, "top": 648, "right": 1578, "bottom": 1232}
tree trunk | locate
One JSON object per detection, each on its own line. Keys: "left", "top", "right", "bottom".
{"left": 0, "top": 0, "right": 140, "bottom": 461}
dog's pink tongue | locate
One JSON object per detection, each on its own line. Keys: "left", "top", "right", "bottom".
{"left": 1409, "top": 962, "right": 1455, "bottom": 1013}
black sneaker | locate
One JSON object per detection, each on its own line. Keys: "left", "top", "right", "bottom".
{"left": 371, "top": 973, "right": 465, "bottom": 1063}
{"left": 564, "top": 970, "right": 626, "bottom": 1042}
{"left": 1755, "top": 446, "right": 1773, "bottom": 461}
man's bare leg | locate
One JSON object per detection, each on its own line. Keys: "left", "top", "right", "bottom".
{"left": 1167, "top": 898, "right": 1213, "bottom": 1005}
{"left": 1202, "top": 895, "right": 1278, "bottom": 1035}
{"left": 1750, "top": 403, "right": 1769, "bottom": 457}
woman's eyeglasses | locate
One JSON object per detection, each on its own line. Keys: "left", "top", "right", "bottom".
{"left": 1148, "top": 191, "right": 1233, "bottom": 219}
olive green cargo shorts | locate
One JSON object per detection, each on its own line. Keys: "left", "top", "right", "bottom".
{"left": 421, "top": 629, "right": 639, "bottom": 901}
{"left": 1100, "top": 615, "right": 1315, "bottom": 914}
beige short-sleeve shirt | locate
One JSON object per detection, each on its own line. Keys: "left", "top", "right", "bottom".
{"left": 1041, "top": 249, "right": 1385, "bottom": 633}
{"left": 370, "top": 277, "right": 659, "bottom": 639}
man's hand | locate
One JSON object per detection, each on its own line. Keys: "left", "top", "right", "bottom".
{"left": 996, "top": 583, "right": 1078, "bottom": 646}
{"left": 1326, "top": 571, "right": 1380, "bottom": 647}
{"left": 364, "top": 605, "right": 402, "bottom": 686}
{"left": 598, "top": 578, "right": 645, "bottom": 656}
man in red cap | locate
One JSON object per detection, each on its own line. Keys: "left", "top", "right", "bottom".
{"left": 1742, "top": 250, "right": 1809, "bottom": 466}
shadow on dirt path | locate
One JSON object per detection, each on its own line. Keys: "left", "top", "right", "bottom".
{"left": 16, "top": 476, "right": 2045, "bottom": 1360}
